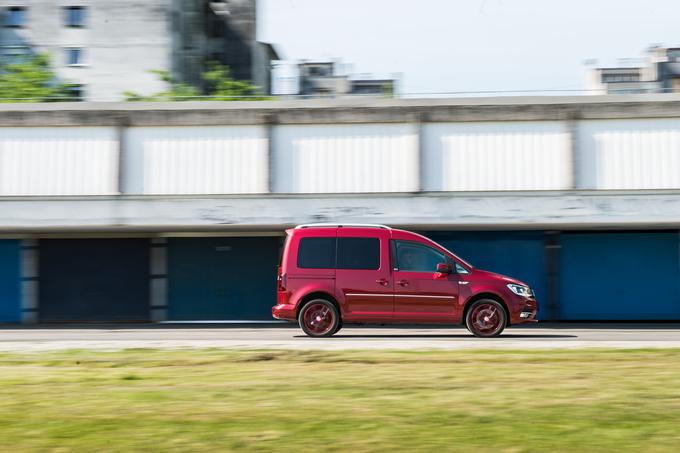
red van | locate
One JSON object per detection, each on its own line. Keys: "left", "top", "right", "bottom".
{"left": 273, "top": 224, "right": 537, "bottom": 337}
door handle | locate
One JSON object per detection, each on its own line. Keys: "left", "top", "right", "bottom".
{"left": 397, "top": 279, "right": 409, "bottom": 287}
{"left": 375, "top": 278, "right": 389, "bottom": 286}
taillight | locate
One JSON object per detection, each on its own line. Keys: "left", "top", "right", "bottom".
{"left": 277, "top": 267, "right": 287, "bottom": 291}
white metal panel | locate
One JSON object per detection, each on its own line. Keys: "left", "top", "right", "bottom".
{"left": 578, "top": 119, "right": 680, "bottom": 190}
{"left": 274, "top": 124, "right": 418, "bottom": 193}
{"left": 0, "top": 127, "right": 118, "bottom": 196}
{"left": 124, "top": 126, "right": 267, "bottom": 195}
{"left": 422, "top": 122, "right": 572, "bottom": 191}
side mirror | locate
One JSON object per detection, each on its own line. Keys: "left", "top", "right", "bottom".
{"left": 436, "top": 263, "right": 452, "bottom": 274}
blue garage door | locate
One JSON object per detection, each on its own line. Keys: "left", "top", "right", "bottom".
{"left": 425, "top": 231, "right": 547, "bottom": 317}
{"left": 39, "top": 239, "right": 150, "bottom": 322}
{"left": 560, "top": 232, "right": 680, "bottom": 320}
{"left": 167, "top": 237, "right": 280, "bottom": 320}
{"left": 0, "top": 240, "right": 21, "bottom": 323}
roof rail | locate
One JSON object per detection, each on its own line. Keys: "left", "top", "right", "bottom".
{"left": 295, "top": 223, "right": 391, "bottom": 229}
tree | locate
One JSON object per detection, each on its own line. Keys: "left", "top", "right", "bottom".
{"left": 122, "top": 70, "right": 200, "bottom": 102}
{"left": 0, "top": 54, "right": 74, "bottom": 102}
{"left": 202, "top": 62, "right": 269, "bottom": 100}
{"left": 124, "top": 62, "right": 267, "bottom": 101}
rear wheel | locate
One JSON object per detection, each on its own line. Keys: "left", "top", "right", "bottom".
{"left": 299, "top": 299, "right": 340, "bottom": 338}
{"left": 465, "top": 299, "right": 507, "bottom": 338}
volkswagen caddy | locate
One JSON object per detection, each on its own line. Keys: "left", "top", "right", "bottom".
{"left": 272, "top": 224, "right": 538, "bottom": 337}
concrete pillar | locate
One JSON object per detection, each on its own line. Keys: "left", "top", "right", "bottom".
{"left": 149, "top": 237, "right": 168, "bottom": 322}
{"left": 266, "top": 114, "right": 277, "bottom": 193}
{"left": 544, "top": 231, "right": 561, "bottom": 321}
{"left": 116, "top": 117, "right": 131, "bottom": 194}
{"left": 20, "top": 239, "right": 38, "bottom": 324}
{"left": 416, "top": 114, "right": 426, "bottom": 193}
{"left": 566, "top": 116, "right": 580, "bottom": 189}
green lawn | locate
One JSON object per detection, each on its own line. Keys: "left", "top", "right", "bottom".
{"left": 1, "top": 349, "right": 680, "bottom": 452}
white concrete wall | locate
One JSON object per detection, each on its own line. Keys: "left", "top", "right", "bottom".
{"left": 422, "top": 122, "right": 572, "bottom": 191}
{"left": 578, "top": 119, "right": 680, "bottom": 189}
{"left": 124, "top": 126, "right": 268, "bottom": 195}
{"left": 2, "top": 116, "right": 680, "bottom": 199}
{"left": 273, "top": 123, "right": 419, "bottom": 193}
{"left": 0, "top": 127, "right": 118, "bottom": 196}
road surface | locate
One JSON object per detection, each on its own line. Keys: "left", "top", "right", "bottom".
{"left": 2, "top": 324, "right": 680, "bottom": 351}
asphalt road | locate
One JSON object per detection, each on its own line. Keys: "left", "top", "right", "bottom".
{"left": 2, "top": 324, "right": 680, "bottom": 351}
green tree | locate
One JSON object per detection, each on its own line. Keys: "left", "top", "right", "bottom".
{"left": 0, "top": 54, "right": 74, "bottom": 102}
{"left": 122, "top": 70, "right": 200, "bottom": 102}
{"left": 202, "top": 62, "right": 269, "bottom": 100}
{"left": 124, "top": 62, "right": 267, "bottom": 101}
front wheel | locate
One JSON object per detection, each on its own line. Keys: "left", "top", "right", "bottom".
{"left": 465, "top": 299, "right": 507, "bottom": 338}
{"left": 299, "top": 299, "right": 341, "bottom": 338}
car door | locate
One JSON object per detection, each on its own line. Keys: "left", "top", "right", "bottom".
{"left": 392, "top": 240, "right": 459, "bottom": 322}
{"left": 335, "top": 228, "right": 393, "bottom": 321}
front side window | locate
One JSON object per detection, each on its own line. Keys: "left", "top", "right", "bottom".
{"left": 337, "top": 237, "right": 379, "bottom": 270}
{"left": 297, "top": 237, "right": 336, "bottom": 269}
{"left": 5, "top": 7, "right": 27, "bottom": 27}
{"left": 64, "top": 6, "right": 86, "bottom": 27}
{"left": 394, "top": 240, "right": 446, "bottom": 273}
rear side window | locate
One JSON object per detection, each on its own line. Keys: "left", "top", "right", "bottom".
{"left": 297, "top": 237, "right": 336, "bottom": 269}
{"left": 296, "top": 236, "right": 381, "bottom": 269}
{"left": 337, "top": 237, "right": 380, "bottom": 270}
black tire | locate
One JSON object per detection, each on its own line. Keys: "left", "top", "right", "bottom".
{"left": 298, "top": 299, "right": 341, "bottom": 338}
{"left": 465, "top": 299, "right": 507, "bottom": 338}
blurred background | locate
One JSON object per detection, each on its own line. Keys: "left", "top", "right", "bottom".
{"left": 0, "top": 0, "right": 679, "bottom": 325}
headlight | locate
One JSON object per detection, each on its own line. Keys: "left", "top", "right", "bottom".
{"left": 507, "top": 284, "right": 532, "bottom": 297}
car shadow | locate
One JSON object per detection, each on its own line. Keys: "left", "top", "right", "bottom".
{"left": 294, "top": 334, "right": 577, "bottom": 339}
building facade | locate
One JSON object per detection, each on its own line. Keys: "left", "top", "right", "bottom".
{"left": 1, "top": 95, "right": 680, "bottom": 323}
{"left": 273, "top": 60, "right": 396, "bottom": 98}
{"left": 0, "top": 0, "right": 277, "bottom": 101}
{"left": 590, "top": 46, "right": 680, "bottom": 94}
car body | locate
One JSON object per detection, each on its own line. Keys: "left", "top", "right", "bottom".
{"left": 273, "top": 224, "right": 538, "bottom": 337}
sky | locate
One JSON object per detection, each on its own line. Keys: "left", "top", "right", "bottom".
{"left": 259, "top": 0, "right": 680, "bottom": 95}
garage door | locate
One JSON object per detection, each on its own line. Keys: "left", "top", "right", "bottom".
{"left": 560, "top": 232, "right": 680, "bottom": 320}
{"left": 0, "top": 240, "right": 21, "bottom": 323}
{"left": 39, "top": 239, "right": 150, "bottom": 322}
{"left": 167, "top": 237, "right": 280, "bottom": 320}
{"left": 425, "top": 231, "right": 547, "bottom": 317}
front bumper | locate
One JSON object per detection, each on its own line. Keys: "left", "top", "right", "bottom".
{"left": 519, "top": 309, "right": 538, "bottom": 322}
{"left": 508, "top": 293, "right": 538, "bottom": 324}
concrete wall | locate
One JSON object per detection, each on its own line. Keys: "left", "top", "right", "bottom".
{"left": 422, "top": 121, "right": 571, "bottom": 191}
{"left": 0, "top": 95, "right": 679, "bottom": 231}
{"left": 0, "top": 126, "right": 118, "bottom": 195}
{"left": 123, "top": 125, "right": 267, "bottom": 194}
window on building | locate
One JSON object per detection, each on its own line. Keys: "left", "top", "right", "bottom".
{"left": 64, "top": 6, "right": 86, "bottom": 27}
{"left": 0, "top": 45, "right": 30, "bottom": 63}
{"left": 297, "top": 237, "right": 336, "bottom": 269}
{"left": 66, "top": 48, "right": 84, "bottom": 66}
{"left": 5, "top": 6, "right": 27, "bottom": 28}
{"left": 64, "top": 84, "right": 84, "bottom": 101}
